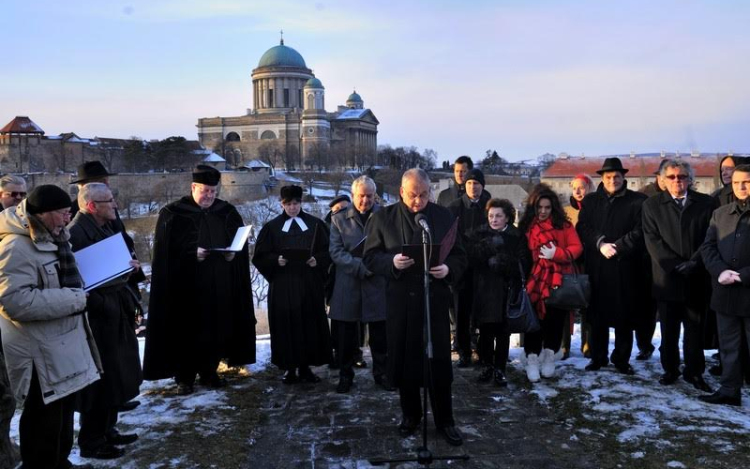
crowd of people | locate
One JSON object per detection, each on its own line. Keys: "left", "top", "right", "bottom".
{"left": 0, "top": 153, "right": 748, "bottom": 467}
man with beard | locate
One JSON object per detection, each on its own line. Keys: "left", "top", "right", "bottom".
{"left": 144, "top": 165, "right": 256, "bottom": 395}
{"left": 69, "top": 183, "right": 142, "bottom": 459}
{"left": 253, "top": 185, "right": 332, "bottom": 384}
{"left": 577, "top": 158, "right": 648, "bottom": 375}
{"left": 364, "top": 168, "right": 467, "bottom": 446}
{"left": 329, "top": 176, "right": 390, "bottom": 393}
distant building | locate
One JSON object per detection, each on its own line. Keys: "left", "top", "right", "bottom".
{"left": 541, "top": 152, "right": 735, "bottom": 197}
{"left": 196, "top": 37, "right": 379, "bottom": 170}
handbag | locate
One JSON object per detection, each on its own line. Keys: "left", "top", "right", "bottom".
{"left": 506, "top": 262, "right": 540, "bottom": 334}
{"left": 545, "top": 250, "right": 590, "bottom": 310}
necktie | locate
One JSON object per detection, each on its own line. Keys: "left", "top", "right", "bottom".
{"left": 676, "top": 198, "right": 685, "bottom": 209}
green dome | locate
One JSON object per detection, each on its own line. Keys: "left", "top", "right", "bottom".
{"left": 305, "top": 78, "right": 324, "bottom": 89}
{"left": 258, "top": 43, "right": 307, "bottom": 68}
{"left": 347, "top": 91, "right": 363, "bottom": 102}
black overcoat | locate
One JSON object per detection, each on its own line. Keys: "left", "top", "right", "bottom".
{"left": 68, "top": 212, "right": 142, "bottom": 408}
{"left": 252, "top": 210, "right": 332, "bottom": 369}
{"left": 363, "top": 202, "right": 467, "bottom": 388}
{"left": 576, "top": 183, "right": 648, "bottom": 328}
{"left": 465, "top": 224, "right": 531, "bottom": 324}
{"left": 143, "top": 196, "right": 256, "bottom": 380}
{"left": 700, "top": 202, "right": 750, "bottom": 317}
{"left": 642, "top": 190, "right": 718, "bottom": 304}
{"left": 448, "top": 192, "right": 492, "bottom": 291}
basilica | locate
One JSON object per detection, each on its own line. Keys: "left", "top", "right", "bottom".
{"left": 197, "top": 38, "right": 379, "bottom": 170}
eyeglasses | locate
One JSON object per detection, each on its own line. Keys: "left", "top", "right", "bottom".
{"left": 2, "top": 191, "right": 26, "bottom": 198}
{"left": 664, "top": 174, "right": 689, "bottom": 181}
{"left": 93, "top": 199, "right": 115, "bottom": 204}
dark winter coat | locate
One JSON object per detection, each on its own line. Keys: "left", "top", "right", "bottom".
{"left": 364, "top": 202, "right": 467, "bottom": 388}
{"left": 642, "top": 190, "right": 718, "bottom": 304}
{"left": 639, "top": 180, "right": 663, "bottom": 198}
{"left": 253, "top": 210, "right": 332, "bottom": 369}
{"left": 448, "top": 192, "right": 492, "bottom": 290}
{"left": 576, "top": 183, "right": 648, "bottom": 328}
{"left": 143, "top": 196, "right": 256, "bottom": 380}
{"left": 68, "top": 212, "right": 142, "bottom": 409}
{"left": 437, "top": 183, "right": 464, "bottom": 207}
{"left": 700, "top": 201, "right": 750, "bottom": 317}
{"left": 465, "top": 224, "right": 530, "bottom": 324}
{"left": 328, "top": 205, "right": 386, "bottom": 323}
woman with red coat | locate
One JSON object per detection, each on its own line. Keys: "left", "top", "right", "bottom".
{"left": 518, "top": 184, "right": 583, "bottom": 382}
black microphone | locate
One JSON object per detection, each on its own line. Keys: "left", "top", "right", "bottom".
{"left": 415, "top": 213, "right": 431, "bottom": 234}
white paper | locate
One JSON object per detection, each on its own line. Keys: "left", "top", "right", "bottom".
{"left": 73, "top": 233, "right": 134, "bottom": 292}
{"left": 211, "top": 225, "right": 252, "bottom": 252}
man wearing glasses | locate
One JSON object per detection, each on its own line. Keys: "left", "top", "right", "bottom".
{"left": 0, "top": 174, "right": 27, "bottom": 211}
{"left": 643, "top": 159, "right": 718, "bottom": 393}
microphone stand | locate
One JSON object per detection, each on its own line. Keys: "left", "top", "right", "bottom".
{"left": 369, "top": 225, "right": 469, "bottom": 468}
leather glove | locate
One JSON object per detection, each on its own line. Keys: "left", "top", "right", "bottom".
{"left": 675, "top": 260, "right": 698, "bottom": 276}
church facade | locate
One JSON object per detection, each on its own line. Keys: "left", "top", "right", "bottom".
{"left": 196, "top": 39, "right": 379, "bottom": 170}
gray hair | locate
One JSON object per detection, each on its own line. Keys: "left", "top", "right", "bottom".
{"left": 0, "top": 174, "right": 26, "bottom": 190}
{"left": 351, "top": 175, "right": 376, "bottom": 195}
{"left": 659, "top": 159, "right": 694, "bottom": 181}
{"left": 78, "top": 183, "right": 111, "bottom": 214}
{"left": 401, "top": 168, "right": 431, "bottom": 188}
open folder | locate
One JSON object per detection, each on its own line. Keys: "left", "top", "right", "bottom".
{"left": 73, "top": 233, "right": 135, "bottom": 292}
{"left": 211, "top": 225, "right": 253, "bottom": 252}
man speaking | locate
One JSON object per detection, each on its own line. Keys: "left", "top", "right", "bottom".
{"left": 364, "top": 168, "right": 467, "bottom": 446}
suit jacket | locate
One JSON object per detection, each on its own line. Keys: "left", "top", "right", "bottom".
{"left": 643, "top": 190, "right": 718, "bottom": 303}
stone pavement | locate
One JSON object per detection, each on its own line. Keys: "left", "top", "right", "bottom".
{"left": 245, "top": 352, "right": 601, "bottom": 469}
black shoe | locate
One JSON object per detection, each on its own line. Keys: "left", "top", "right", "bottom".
{"left": 373, "top": 375, "right": 396, "bottom": 392}
{"left": 282, "top": 369, "right": 298, "bottom": 384}
{"left": 614, "top": 363, "right": 635, "bottom": 375}
{"left": 493, "top": 369, "right": 508, "bottom": 387}
{"left": 709, "top": 364, "right": 723, "bottom": 376}
{"left": 585, "top": 360, "right": 607, "bottom": 371}
{"left": 106, "top": 431, "right": 138, "bottom": 445}
{"left": 176, "top": 383, "right": 194, "bottom": 395}
{"left": 636, "top": 347, "right": 654, "bottom": 361}
{"left": 298, "top": 367, "right": 321, "bottom": 383}
{"left": 199, "top": 374, "right": 228, "bottom": 388}
{"left": 698, "top": 391, "right": 741, "bottom": 406}
{"left": 659, "top": 371, "right": 680, "bottom": 385}
{"left": 684, "top": 374, "right": 713, "bottom": 393}
{"left": 438, "top": 426, "right": 463, "bottom": 446}
{"left": 336, "top": 376, "right": 353, "bottom": 394}
{"left": 80, "top": 444, "right": 125, "bottom": 459}
{"left": 457, "top": 355, "right": 473, "bottom": 368}
{"left": 398, "top": 417, "right": 420, "bottom": 437}
{"left": 477, "top": 366, "right": 493, "bottom": 383}
{"left": 354, "top": 359, "right": 368, "bottom": 369}
{"left": 117, "top": 400, "right": 140, "bottom": 412}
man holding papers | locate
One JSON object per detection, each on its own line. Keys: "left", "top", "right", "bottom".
{"left": 68, "top": 183, "right": 143, "bottom": 460}
{"left": 0, "top": 185, "right": 100, "bottom": 469}
{"left": 143, "top": 165, "right": 256, "bottom": 395}
{"left": 252, "top": 184, "right": 332, "bottom": 384}
{"left": 363, "top": 168, "right": 467, "bottom": 446}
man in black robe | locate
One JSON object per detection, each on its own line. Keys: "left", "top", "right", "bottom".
{"left": 364, "top": 168, "right": 467, "bottom": 446}
{"left": 69, "top": 183, "right": 142, "bottom": 459}
{"left": 252, "top": 185, "right": 332, "bottom": 384}
{"left": 143, "top": 165, "right": 256, "bottom": 395}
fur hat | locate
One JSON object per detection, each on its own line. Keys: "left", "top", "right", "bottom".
{"left": 192, "top": 165, "right": 221, "bottom": 186}
{"left": 26, "top": 185, "right": 72, "bottom": 214}
{"left": 280, "top": 185, "right": 303, "bottom": 203}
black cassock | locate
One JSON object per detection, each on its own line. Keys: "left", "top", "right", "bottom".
{"left": 252, "top": 210, "right": 332, "bottom": 370}
{"left": 143, "top": 196, "right": 256, "bottom": 380}
{"left": 363, "top": 202, "right": 467, "bottom": 389}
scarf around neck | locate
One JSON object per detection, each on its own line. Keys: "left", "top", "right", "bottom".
{"left": 525, "top": 217, "right": 564, "bottom": 319}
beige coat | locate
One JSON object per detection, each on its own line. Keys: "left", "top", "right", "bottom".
{"left": 0, "top": 201, "right": 100, "bottom": 405}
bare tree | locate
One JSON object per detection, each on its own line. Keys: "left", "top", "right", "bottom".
{"left": 235, "top": 197, "right": 282, "bottom": 307}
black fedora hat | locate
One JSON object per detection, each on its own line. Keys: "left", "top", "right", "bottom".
{"left": 596, "top": 157, "right": 629, "bottom": 175}
{"left": 71, "top": 161, "right": 116, "bottom": 184}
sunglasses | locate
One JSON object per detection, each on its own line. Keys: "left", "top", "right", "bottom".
{"left": 664, "top": 174, "right": 689, "bottom": 181}
{"left": 3, "top": 191, "right": 27, "bottom": 198}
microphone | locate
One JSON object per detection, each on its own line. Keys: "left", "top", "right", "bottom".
{"left": 414, "top": 214, "right": 431, "bottom": 234}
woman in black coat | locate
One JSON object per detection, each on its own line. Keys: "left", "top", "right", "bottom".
{"left": 466, "top": 198, "right": 530, "bottom": 386}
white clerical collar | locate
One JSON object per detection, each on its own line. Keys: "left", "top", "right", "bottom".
{"left": 282, "top": 216, "right": 309, "bottom": 233}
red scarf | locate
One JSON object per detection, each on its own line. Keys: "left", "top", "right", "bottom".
{"left": 525, "top": 218, "right": 564, "bottom": 319}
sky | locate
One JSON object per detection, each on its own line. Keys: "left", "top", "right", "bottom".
{"left": 2, "top": 0, "right": 749, "bottom": 163}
